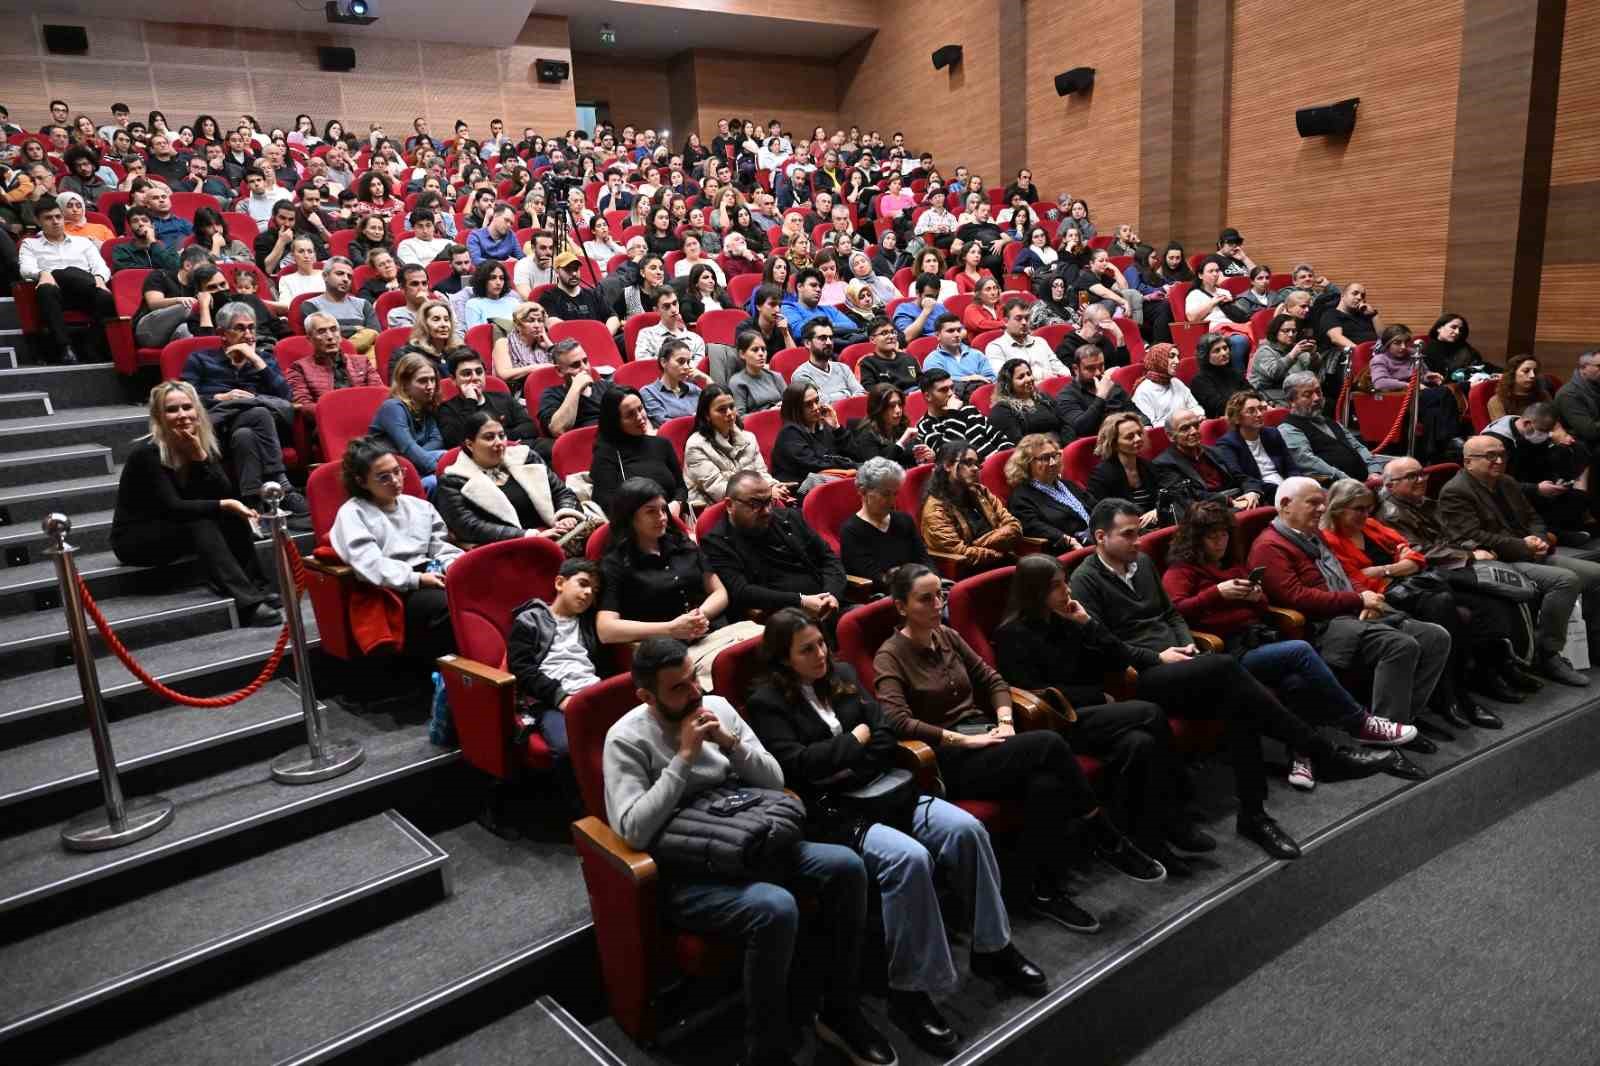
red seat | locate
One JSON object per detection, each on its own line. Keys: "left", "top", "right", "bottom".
{"left": 945, "top": 293, "right": 974, "bottom": 319}
{"left": 373, "top": 326, "right": 412, "bottom": 383}
{"left": 1034, "top": 323, "right": 1071, "bottom": 352}
{"left": 551, "top": 424, "right": 600, "bottom": 479}
{"left": 109, "top": 268, "right": 154, "bottom": 374}
{"left": 1199, "top": 416, "right": 1230, "bottom": 446}
{"left": 1174, "top": 357, "right": 1200, "bottom": 385}
{"left": 1166, "top": 281, "right": 1193, "bottom": 326}
{"left": 840, "top": 342, "right": 874, "bottom": 373}
{"left": 658, "top": 415, "right": 695, "bottom": 461}
{"left": 302, "top": 457, "right": 426, "bottom": 661}
{"left": 374, "top": 289, "right": 407, "bottom": 330}
{"left": 1353, "top": 391, "right": 1409, "bottom": 447}
{"left": 1249, "top": 307, "right": 1277, "bottom": 343}
{"left": 622, "top": 313, "right": 660, "bottom": 362}
{"left": 439, "top": 536, "right": 569, "bottom": 778}
{"left": 1110, "top": 362, "right": 1144, "bottom": 396}
{"left": 833, "top": 393, "right": 867, "bottom": 425}
{"left": 727, "top": 274, "right": 762, "bottom": 308}
{"left": 969, "top": 383, "right": 995, "bottom": 414}
{"left": 693, "top": 308, "right": 748, "bottom": 347}
{"left": 906, "top": 336, "right": 939, "bottom": 362}
{"left": 314, "top": 385, "right": 389, "bottom": 461}
{"left": 521, "top": 366, "right": 565, "bottom": 432}
{"left": 980, "top": 448, "right": 1013, "bottom": 500}
{"left": 327, "top": 229, "right": 358, "bottom": 259}
{"left": 1063, "top": 436, "right": 1100, "bottom": 486}
{"left": 1467, "top": 377, "right": 1500, "bottom": 432}
{"left": 464, "top": 322, "right": 494, "bottom": 362}
{"left": 288, "top": 292, "right": 320, "bottom": 334}
{"left": 1169, "top": 321, "right": 1210, "bottom": 358}
{"left": 744, "top": 408, "right": 784, "bottom": 463}
{"left": 613, "top": 360, "right": 660, "bottom": 390}
{"left": 695, "top": 498, "right": 731, "bottom": 541}
{"left": 769, "top": 346, "right": 810, "bottom": 381}
{"left": 801, "top": 477, "right": 861, "bottom": 554}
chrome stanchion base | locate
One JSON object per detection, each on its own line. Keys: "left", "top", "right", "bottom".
{"left": 60, "top": 794, "right": 175, "bottom": 852}
{"left": 271, "top": 737, "right": 366, "bottom": 784}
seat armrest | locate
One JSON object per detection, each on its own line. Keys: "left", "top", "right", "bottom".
{"left": 305, "top": 555, "right": 354, "bottom": 579}
{"left": 1263, "top": 606, "right": 1306, "bottom": 638}
{"left": 1017, "top": 536, "right": 1050, "bottom": 556}
{"left": 573, "top": 816, "right": 658, "bottom": 885}
{"left": 436, "top": 653, "right": 514, "bottom": 688}
{"left": 1192, "top": 631, "right": 1225, "bottom": 654}
{"left": 895, "top": 739, "right": 939, "bottom": 791}
{"left": 845, "top": 574, "right": 877, "bottom": 603}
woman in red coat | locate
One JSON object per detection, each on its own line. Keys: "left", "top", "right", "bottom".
{"left": 1161, "top": 499, "right": 1418, "bottom": 790}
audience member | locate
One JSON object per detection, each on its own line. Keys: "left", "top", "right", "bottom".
{"left": 791, "top": 318, "right": 867, "bottom": 403}
{"left": 915, "top": 368, "right": 1009, "bottom": 458}
{"left": 771, "top": 380, "right": 858, "bottom": 489}
{"left": 369, "top": 351, "right": 446, "bottom": 486}
{"left": 1154, "top": 409, "right": 1263, "bottom": 511}
{"left": 591, "top": 386, "right": 688, "bottom": 513}
{"left": 1246, "top": 312, "right": 1320, "bottom": 402}
{"left": 838, "top": 458, "right": 931, "bottom": 588}
{"left": 17, "top": 195, "right": 114, "bottom": 363}
{"left": 436, "top": 346, "right": 538, "bottom": 448}
{"left": 506, "top": 558, "right": 614, "bottom": 760}
{"left": 305, "top": 257, "right": 381, "bottom": 353}
{"left": 920, "top": 439, "right": 1024, "bottom": 567}
{"left": 1053, "top": 305, "right": 1130, "bottom": 368}
{"left": 703, "top": 470, "right": 849, "bottom": 625}
{"left": 435, "top": 409, "right": 584, "bottom": 544}
{"left": 1277, "top": 371, "right": 1389, "bottom": 481}
{"left": 285, "top": 311, "right": 382, "bottom": 411}
{"left": 683, "top": 385, "right": 786, "bottom": 508}
{"left": 1187, "top": 331, "right": 1251, "bottom": 419}
{"left": 728, "top": 329, "right": 786, "bottom": 414}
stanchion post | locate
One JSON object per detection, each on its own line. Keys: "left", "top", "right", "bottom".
{"left": 45, "top": 514, "right": 176, "bottom": 852}
{"left": 261, "top": 482, "right": 366, "bottom": 784}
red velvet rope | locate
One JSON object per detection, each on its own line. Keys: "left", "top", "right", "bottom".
{"left": 1372, "top": 362, "right": 1422, "bottom": 453}
{"left": 75, "top": 542, "right": 309, "bottom": 708}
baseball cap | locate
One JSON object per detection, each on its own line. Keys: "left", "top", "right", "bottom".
{"left": 1219, "top": 227, "right": 1245, "bottom": 244}
{"left": 554, "top": 250, "right": 582, "bottom": 269}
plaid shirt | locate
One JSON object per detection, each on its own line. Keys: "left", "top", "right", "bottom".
{"left": 285, "top": 352, "right": 383, "bottom": 408}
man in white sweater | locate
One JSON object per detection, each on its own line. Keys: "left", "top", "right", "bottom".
{"left": 601, "top": 638, "right": 895, "bottom": 1066}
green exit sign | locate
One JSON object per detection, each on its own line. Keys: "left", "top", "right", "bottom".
{"left": 600, "top": 27, "right": 616, "bottom": 45}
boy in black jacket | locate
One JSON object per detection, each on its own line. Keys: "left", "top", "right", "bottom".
{"left": 506, "top": 559, "right": 612, "bottom": 759}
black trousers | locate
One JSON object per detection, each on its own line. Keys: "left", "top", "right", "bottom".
{"left": 112, "top": 515, "right": 270, "bottom": 611}
{"left": 33, "top": 266, "right": 116, "bottom": 352}
{"left": 1071, "top": 699, "right": 1180, "bottom": 848}
{"left": 937, "top": 729, "right": 1094, "bottom": 876}
{"left": 1142, "top": 299, "right": 1176, "bottom": 345}
{"left": 402, "top": 585, "right": 455, "bottom": 662}
{"left": 212, "top": 406, "right": 288, "bottom": 498}
{"left": 1135, "top": 653, "right": 1330, "bottom": 817}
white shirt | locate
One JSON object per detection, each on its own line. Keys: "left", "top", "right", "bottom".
{"left": 19, "top": 233, "right": 109, "bottom": 283}
{"left": 673, "top": 258, "right": 726, "bottom": 286}
{"left": 397, "top": 236, "right": 450, "bottom": 267}
{"left": 803, "top": 687, "right": 842, "bottom": 736}
{"left": 513, "top": 257, "right": 558, "bottom": 293}
{"left": 1244, "top": 433, "right": 1284, "bottom": 484}
{"left": 239, "top": 188, "right": 293, "bottom": 232}
{"left": 634, "top": 323, "right": 706, "bottom": 365}
{"left": 983, "top": 333, "right": 1069, "bottom": 381}
{"left": 1186, "top": 286, "right": 1233, "bottom": 328}
{"left": 278, "top": 272, "right": 327, "bottom": 302}
{"left": 1131, "top": 377, "right": 1204, "bottom": 427}
{"left": 543, "top": 613, "right": 601, "bottom": 697}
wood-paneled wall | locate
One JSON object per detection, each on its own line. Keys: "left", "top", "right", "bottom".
{"left": 1538, "top": 0, "right": 1600, "bottom": 371}
{"left": 571, "top": 52, "right": 672, "bottom": 133}
{"left": 0, "top": 14, "right": 575, "bottom": 140}
{"left": 1223, "top": 0, "right": 1462, "bottom": 335}
{"left": 1024, "top": 0, "right": 1142, "bottom": 227}
{"left": 836, "top": 0, "right": 1003, "bottom": 180}
{"left": 688, "top": 51, "right": 840, "bottom": 151}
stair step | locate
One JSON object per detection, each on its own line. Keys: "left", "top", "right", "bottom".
{"left": 0, "top": 406, "right": 150, "bottom": 463}
{"left": 407, "top": 997, "right": 626, "bottom": 1066}
{"left": 0, "top": 618, "right": 321, "bottom": 729}
{"left": 0, "top": 809, "right": 449, "bottom": 1041}
{"left": 0, "top": 706, "right": 457, "bottom": 917}
{"left": 0, "top": 676, "right": 306, "bottom": 814}
{"left": 0, "top": 588, "right": 231, "bottom": 656}
{"left": 0, "top": 443, "right": 114, "bottom": 489}
{"left": 47, "top": 821, "right": 588, "bottom": 1066}
{"left": 0, "top": 509, "right": 112, "bottom": 558}
{"left": 0, "top": 362, "right": 132, "bottom": 408}
{"left": 0, "top": 391, "right": 52, "bottom": 420}
{"left": 0, "top": 472, "right": 122, "bottom": 526}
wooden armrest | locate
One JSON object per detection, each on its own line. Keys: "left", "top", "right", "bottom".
{"left": 927, "top": 548, "right": 968, "bottom": 564}
{"left": 1010, "top": 686, "right": 1077, "bottom": 732}
{"left": 304, "top": 556, "right": 353, "bottom": 579}
{"left": 894, "top": 738, "right": 936, "bottom": 771}
{"left": 1192, "top": 631, "right": 1225, "bottom": 654}
{"left": 572, "top": 815, "right": 658, "bottom": 885}
{"left": 1263, "top": 605, "right": 1306, "bottom": 636}
{"left": 436, "top": 653, "right": 515, "bottom": 688}
{"left": 845, "top": 574, "right": 877, "bottom": 603}
{"left": 1016, "top": 536, "right": 1050, "bottom": 556}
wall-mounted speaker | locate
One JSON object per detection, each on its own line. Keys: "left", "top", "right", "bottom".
{"left": 1054, "top": 67, "right": 1095, "bottom": 96}
{"left": 931, "top": 44, "right": 963, "bottom": 71}
{"left": 536, "top": 59, "right": 571, "bottom": 84}
{"left": 318, "top": 46, "right": 356, "bottom": 72}
{"left": 1295, "top": 98, "right": 1359, "bottom": 138}
{"left": 43, "top": 24, "right": 88, "bottom": 55}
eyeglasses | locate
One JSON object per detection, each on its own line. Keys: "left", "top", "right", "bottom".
{"left": 372, "top": 468, "right": 406, "bottom": 484}
{"left": 1388, "top": 471, "right": 1426, "bottom": 483}
{"left": 226, "top": 323, "right": 257, "bottom": 333}
{"left": 1465, "top": 453, "right": 1507, "bottom": 463}
{"left": 956, "top": 458, "right": 981, "bottom": 469}
{"left": 1033, "top": 452, "right": 1062, "bottom": 465}
{"left": 733, "top": 495, "right": 773, "bottom": 511}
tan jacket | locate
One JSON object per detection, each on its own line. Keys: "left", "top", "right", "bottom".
{"left": 683, "top": 428, "right": 771, "bottom": 509}
{"left": 919, "top": 486, "right": 1022, "bottom": 564}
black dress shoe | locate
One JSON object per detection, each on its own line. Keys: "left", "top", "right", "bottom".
{"left": 815, "top": 1009, "right": 898, "bottom": 1066}
{"left": 1236, "top": 813, "right": 1301, "bottom": 860}
{"left": 887, "top": 990, "right": 961, "bottom": 1056}
{"left": 1147, "top": 842, "right": 1193, "bottom": 878}
{"left": 1166, "top": 822, "right": 1217, "bottom": 853}
{"left": 1459, "top": 696, "right": 1503, "bottom": 729}
{"left": 1408, "top": 724, "right": 1446, "bottom": 749}
{"left": 1318, "top": 745, "right": 1397, "bottom": 780}
{"left": 971, "top": 943, "right": 1049, "bottom": 996}
{"left": 1383, "top": 751, "right": 1430, "bottom": 780}
{"left": 1476, "top": 671, "right": 1527, "bottom": 703}
{"left": 1506, "top": 663, "right": 1545, "bottom": 693}
{"left": 1433, "top": 700, "right": 1474, "bottom": 729}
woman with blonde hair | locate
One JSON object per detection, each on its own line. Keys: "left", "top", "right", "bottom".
{"left": 1087, "top": 411, "right": 1161, "bottom": 529}
{"left": 491, "top": 302, "right": 554, "bottom": 385}
{"left": 1004, "top": 433, "right": 1095, "bottom": 553}
{"left": 369, "top": 352, "right": 446, "bottom": 488}
{"left": 111, "top": 381, "right": 282, "bottom": 625}
{"left": 397, "top": 299, "right": 457, "bottom": 377}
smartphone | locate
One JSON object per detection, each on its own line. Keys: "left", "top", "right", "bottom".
{"left": 1247, "top": 566, "right": 1266, "bottom": 586}
{"left": 709, "top": 791, "right": 760, "bottom": 817}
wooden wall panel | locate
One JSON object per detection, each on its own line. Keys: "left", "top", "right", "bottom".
{"left": 0, "top": 14, "right": 572, "bottom": 141}
{"left": 689, "top": 51, "right": 839, "bottom": 147}
{"left": 1538, "top": 0, "right": 1600, "bottom": 372}
{"left": 572, "top": 53, "right": 672, "bottom": 133}
{"left": 1224, "top": 0, "right": 1462, "bottom": 333}
{"left": 836, "top": 0, "right": 1003, "bottom": 182}
{"left": 1024, "top": 0, "right": 1141, "bottom": 224}
{"left": 600, "top": 0, "right": 877, "bottom": 28}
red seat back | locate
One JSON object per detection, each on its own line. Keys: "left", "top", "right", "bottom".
{"left": 947, "top": 564, "right": 1017, "bottom": 666}
{"left": 614, "top": 360, "right": 660, "bottom": 390}
{"left": 566, "top": 674, "right": 647, "bottom": 820}
{"left": 446, "top": 535, "right": 566, "bottom": 669}
{"left": 743, "top": 409, "right": 784, "bottom": 462}
{"left": 1199, "top": 417, "right": 1230, "bottom": 446}
{"left": 1467, "top": 377, "right": 1499, "bottom": 433}
{"left": 711, "top": 634, "right": 769, "bottom": 709}
{"left": 694, "top": 308, "right": 748, "bottom": 347}
{"left": 1063, "top": 436, "right": 1100, "bottom": 487}
{"left": 769, "top": 347, "right": 810, "bottom": 381}
{"left": 552, "top": 424, "right": 600, "bottom": 479}
{"left": 1110, "top": 362, "right": 1144, "bottom": 396}
{"left": 314, "top": 385, "right": 390, "bottom": 462}
{"left": 111, "top": 268, "right": 152, "bottom": 320}
{"left": 801, "top": 477, "right": 861, "bottom": 553}
{"left": 836, "top": 596, "right": 902, "bottom": 690}
{"left": 695, "top": 499, "right": 731, "bottom": 541}
{"left": 727, "top": 274, "right": 762, "bottom": 308}
{"left": 159, "top": 337, "right": 218, "bottom": 383}
{"left": 623, "top": 313, "right": 660, "bottom": 362}
{"left": 374, "top": 326, "right": 411, "bottom": 382}
{"left": 374, "top": 289, "right": 407, "bottom": 330}
{"left": 980, "top": 448, "right": 1013, "bottom": 500}
{"left": 549, "top": 318, "right": 623, "bottom": 370}
{"left": 659, "top": 415, "right": 695, "bottom": 461}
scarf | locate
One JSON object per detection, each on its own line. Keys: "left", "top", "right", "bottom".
{"left": 1143, "top": 343, "right": 1176, "bottom": 386}
{"left": 1272, "top": 517, "right": 1353, "bottom": 593}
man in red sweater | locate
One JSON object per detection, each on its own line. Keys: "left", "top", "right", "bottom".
{"left": 1249, "top": 477, "right": 1452, "bottom": 746}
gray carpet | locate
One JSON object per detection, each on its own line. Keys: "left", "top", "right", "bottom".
{"left": 1123, "top": 766, "right": 1600, "bottom": 1066}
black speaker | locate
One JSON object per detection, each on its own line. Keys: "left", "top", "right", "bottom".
{"left": 536, "top": 59, "right": 570, "bottom": 84}
{"left": 1295, "top": 98, "right": 1359, "bottom": 138}
{"left": 318, "top": 45, "right": 356, "bottom": 72}
{"left": 1054, "top": 67, "right": 1095, "bottom": 96}
{"left": 43, "top": 24, "right": 88, "bottom": 55}
{"left": 931, "top": 44, "right": 963, "bottom": 71}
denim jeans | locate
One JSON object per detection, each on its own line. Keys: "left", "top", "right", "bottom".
{"left": 1239, "top": 639, "right": 1364, "bottom": 732}
{"left": 538, "top": 708, "right": 568, "bottom": 756}
{"left": 1225, "top": 332, "right": 1251, "bottom": 372}
{"left": 663, "top": 840, "right": 866, "bottom": 1060}
{"left": 861, "top": 796, "right": 1009, "bottom": 996}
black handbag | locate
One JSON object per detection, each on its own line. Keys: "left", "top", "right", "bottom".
{"left": 815, "top": 768, "right": 920, "bottom": 852}
{"left": 1381, "top": 570, "right": 1452, "bottom": 614}
{"left": 1439, "top": 561, "right": 1539, "bottom": 603}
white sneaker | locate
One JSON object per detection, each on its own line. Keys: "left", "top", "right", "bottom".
{"left": 1288, "top": 754, "right": 1315, "bottom": 791}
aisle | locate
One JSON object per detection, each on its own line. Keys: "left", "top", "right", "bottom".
{"left": 1123, "top": 766, "right": 1600, "bottom": 1066}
